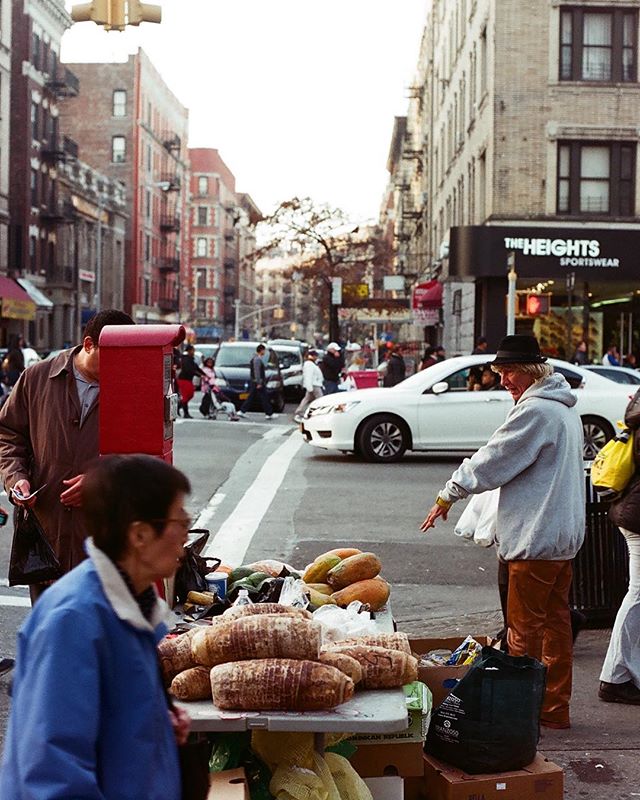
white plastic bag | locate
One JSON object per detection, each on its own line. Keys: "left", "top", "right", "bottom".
{"left": 311, "top": 601, "right": 376, "bottom": 644}
{"left": 454, "top": 489, "right": 499, "bottom": 547}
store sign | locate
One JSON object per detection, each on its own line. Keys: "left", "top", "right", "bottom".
{"left": 79, "top": 270, "right": 96, "bottom": 283}
{"left": 2, "top": 298, "right": 35, "bottom": 321}
{"left": 412, "top": 280, "right": 442, "bottom": 326}
{"left": 449, "top": 225, "right": 640, "bottom": 279}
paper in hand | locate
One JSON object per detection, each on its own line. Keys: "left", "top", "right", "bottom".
{"left": 11, "top": 483, "right": 47, "bottom": 501}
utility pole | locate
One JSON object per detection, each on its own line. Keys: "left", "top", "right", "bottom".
{"left": 234, "top": 298, "right": 241, "bottom": 339}
{"left": 506, "top": 251, "right": 517, "bottom": 336}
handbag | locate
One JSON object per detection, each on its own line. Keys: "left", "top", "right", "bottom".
{"left": 591, "top": 427, "right": 635, "bottom": 501}
{"left": 8, "top": 506, "right": 63, "bottom": 586}
{"left": 173, "top": 529, "right": 220, "bottom": 605}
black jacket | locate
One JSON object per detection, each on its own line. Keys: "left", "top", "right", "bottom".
{"left": 383, "top": 353, "right": 406, "bottom": 387}
{"left": 320, "top": 353, "right": 343, "bottom": 383}
{"left": 177, "top": 354, "right": 204, "bottom": 381}
{"left": 249, "top": 354, "right": 266, "bottom": 385}
{"left": 609, "top": 389, "right": 640, "bottom": 533}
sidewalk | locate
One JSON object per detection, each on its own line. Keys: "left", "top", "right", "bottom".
{"left": 538, "top": 628, "right": 638, "bottom": 799}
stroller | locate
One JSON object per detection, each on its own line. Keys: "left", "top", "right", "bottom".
{"left": 199, "top": 386, "right": 239, "bottom": 421}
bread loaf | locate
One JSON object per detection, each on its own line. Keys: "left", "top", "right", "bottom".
{"left": 170, "top": 666, "right": 212, "bottom": 701}
{"left": 336, "top": 632, "right": 411, "bottom": 655}
{"left": 157, "top": 629, "right": 198, "bottom": 684}
{"left": 324, "top": 644, "right": 418, "bottom": 689}
{"left": 317, "top": 652, "right": 363, "bottom": 684}
{"left": 222, "top": 603, "right": 312, "bottom": 621}
{"left": 192, "top": 614, "right": 321, "bottom": 667}
{"left": 211, "top": 658, "right": 354, "bottom": 710}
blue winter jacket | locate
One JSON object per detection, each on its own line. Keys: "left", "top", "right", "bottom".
{"left": 0, "top": 541, "right": 181, "bottom": 800}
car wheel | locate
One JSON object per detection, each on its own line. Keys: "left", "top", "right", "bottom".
{"left": 357, "top": 414, "right": 408, "bottom": 462}
{"left": 581, "top": 416, "right": 614, "bottom": 459}
{"left": 272, "top": 392, "right": 285, "bottom": 413}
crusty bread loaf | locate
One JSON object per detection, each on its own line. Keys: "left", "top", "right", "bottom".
{"left": 211, "top": 658, "right": 354, "bottom": 710}
{"left": 324, "top": 644, "right": 418, "bottom": 689}
{"left": 317, "top": 651, "right": 363, "bottom": 684}
{"left": 157, "top": 629, "right": 198, "bottom": 684}
{"left": 170, "top": 666, "right": 212, "bottom": 701}
{"left": 191, "top": 614, "right": 321, "bottom": 667}
{"left": 221, "top": 603, "right": 312, "bottom": 621}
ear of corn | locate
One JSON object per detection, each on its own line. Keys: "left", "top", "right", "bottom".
{"left": 211, "top": 658, "right": 354, "bottom": 710}
{"left": 323, "top": 644, "right": 418, "bottom": 689}
{"left": 192, "top": 614, "right": 321, "bottom": 667}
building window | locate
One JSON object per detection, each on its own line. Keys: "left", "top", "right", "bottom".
{"left": 478, "top": 150, "right": 486, "bottom": 221}
{"left": 197, "top": 206, "right": 208, "bottom": 226}
{"left": 31, "top": 103, "right": 38, "bottom": 140}
{"left": 557, "top": 141, "right": 635, "bottom": 215}
{"left": 112, "top": 136, "right": 126, "bottom": 163}
{"left": 196, "top": 237, "right": 208, "bottom": 257}
{"left": 31, "top": 32, "right": 40, "bottom": 70}
{"left": 113, "top": 89, "right": 127, "bottom": 117}
{"left": 30, "top": 169, "right": 38, "bottom": 207}
{"left": 29, "top": 235, "right": 37, "bottom": 271}
{"left": 145, "top": 234, "right": 151, "bottom": 263}
{"left": 479, "top": 25, "right": 488, "bottom": 95}
{"left": 198, "top": 176, "right": 208, "bottom": 196}
{"left": 560, "top": 7, "right": 637, "bottom": 82}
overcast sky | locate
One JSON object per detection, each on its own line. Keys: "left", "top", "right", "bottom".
{"left": 62, "top": 1, "right": 427, "bottom": 223}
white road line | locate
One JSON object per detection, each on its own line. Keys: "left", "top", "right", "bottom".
{"left": 193, "top": 493, "right": 226, "bottom": 531}
{"left": 0, "top": 595, "right": 31, "bottom": 607}
{"left": 202, "top": 431, "right": 303, "bottom": 565}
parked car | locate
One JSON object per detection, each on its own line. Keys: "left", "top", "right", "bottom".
{"left": 584, "top": 365, "right": 640, "bottom": 385}
{"left": 300, "top": 355, "right": 634, "bottom": 462}
{"left": 270, "top": 344, "right": 305, "bottom": 400}
{"left": 211, "top": 341, "right": 285, "bottom": 412}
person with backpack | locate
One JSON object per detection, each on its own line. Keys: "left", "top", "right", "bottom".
{"left": 237, "top": 344, "right": 278, "bottom": 420}
{"left": 599, "top": 388, "right": 640, "bottom": 705}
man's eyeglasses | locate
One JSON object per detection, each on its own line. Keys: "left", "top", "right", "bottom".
{"left": 150, "top": 517, "right": 194, "bottom": 532}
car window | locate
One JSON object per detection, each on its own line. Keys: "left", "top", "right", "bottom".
{"left": 552, "top": 365, "right": 583, "bottom": 389}
{"left": 215, "top": 345, "right": 256, "bottom": 367}
{"left": 276, "top": 350, "right": 301, "bottom": 369}
{"left": 440, "top": 366, "right": 474, "bottom": 391}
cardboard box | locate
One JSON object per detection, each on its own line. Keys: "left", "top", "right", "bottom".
{"left": 422, "top": 753, "right": 563, "bottom": 800}
{"left": 350, "top": 740, "right": 426, "bottom": 778}
{"left": 208, "top": 767, "right": 249, "bottom": 800}
{"left": 364, "top": 775, "right": 405, "bottom": 800}
{"left": 409, "top": 636, "right": 493, "bottom": 709}
{"left": 350, "top": 682, "right": 432, "bottom": 745}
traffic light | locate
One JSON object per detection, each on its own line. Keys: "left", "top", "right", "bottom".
{"left": 128, "top": 0, "right": 162, "bottom": 25}
{"left": 71, "top": 0, "right": 124, "bottom": 30}
{"left": 525, "top": 293, "right": 551, "bottom": 316}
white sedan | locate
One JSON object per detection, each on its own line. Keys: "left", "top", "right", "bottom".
{"left": 300, "top": 355, "right": 635, "bottom": 462}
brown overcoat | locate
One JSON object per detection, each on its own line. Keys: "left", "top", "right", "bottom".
{"left": 0, "top": 347, "right": 99, "bottom": 573}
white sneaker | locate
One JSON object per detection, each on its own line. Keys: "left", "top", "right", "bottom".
{"left": 293, "top": 415, "right": 303, "bottom": 424}
{"left": 266, "top": 413, "right": 279, "bottom": 420}
{"left": 236, "top": 410, "right": 246, "bottom": 417}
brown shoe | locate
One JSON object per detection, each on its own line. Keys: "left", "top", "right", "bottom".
{"left": 599, "top": 680, "right": 640, "bottom": 705}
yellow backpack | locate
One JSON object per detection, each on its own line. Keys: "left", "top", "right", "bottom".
{"left": 591, "top": 428, "right": 635, "bottom": 501}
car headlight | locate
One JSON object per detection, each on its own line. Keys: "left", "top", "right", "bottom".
{"left": 266, "top": 379, "right": 282, "bottom": 389}
{"left": 213, "top": 377, "right": 228, "bottom": 387}
{"left": 332, "top": 401, "right": 361, "bottom": 414}
{"left": 308, "top": 404, "right": 332, "bottom": 417}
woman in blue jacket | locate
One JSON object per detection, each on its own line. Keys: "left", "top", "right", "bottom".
{"left": 0, "top": 454, "right": 192, "bottom": 799}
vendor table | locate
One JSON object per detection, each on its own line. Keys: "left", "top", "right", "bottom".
{"left": 177, "top": 606, "right": 409, "bottom": 739}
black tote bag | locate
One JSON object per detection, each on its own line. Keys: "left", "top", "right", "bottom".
{"left": 8, "top": 506, "right": 63, "bottom": 586}
{"left": 426, "top": 646, "right": 546, "bottom": 774}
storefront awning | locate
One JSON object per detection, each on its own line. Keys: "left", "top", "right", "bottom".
{"left": 412, "top": 280, "right": 443, "bottom": 309}
{"left": 0, "top": 277, "right": 36, "bottom": 321}
{"left": 17, "top": 278, "right": 54, "bottom": 310}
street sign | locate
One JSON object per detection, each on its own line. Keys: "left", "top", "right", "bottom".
{"left": 331, "top": 277, "right": 342, "bottom": 305}
{"left": 342, "top": 283, "right": 369, "bottom": 302}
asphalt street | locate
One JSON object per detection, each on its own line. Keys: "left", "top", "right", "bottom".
{"left": 0, "top": 405, "right": 637, "bottom": 797}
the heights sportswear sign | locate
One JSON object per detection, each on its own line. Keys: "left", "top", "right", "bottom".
{"left": 448, "top": 226, "right": 638, "bottom": 279}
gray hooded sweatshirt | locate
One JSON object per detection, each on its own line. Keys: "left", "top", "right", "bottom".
{"left": 439, "top": 373, "right": 585, "bottom": 561}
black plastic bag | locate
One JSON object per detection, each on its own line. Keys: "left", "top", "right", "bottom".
{"left": 8, "top": 506, "right": 63, "bottom": 586}
{"left": 425, "top": 646, "right": 546, "bottom": 774}
{"left": 173, "top": 529, "right": 220, "bottom": 605}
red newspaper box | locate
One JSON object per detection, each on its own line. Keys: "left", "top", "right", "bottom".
{"left": 350, "top": 370, "right": 380, "bottom": 389}
{"left": 99, "top": 324, "right": 185, "bottom": 463}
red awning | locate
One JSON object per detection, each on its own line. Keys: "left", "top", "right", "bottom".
{"left": 0, "top": 276, "right": 36, "bottom": 321}
{"left": 412, "top": 280, "right": 443, "bottom": 310}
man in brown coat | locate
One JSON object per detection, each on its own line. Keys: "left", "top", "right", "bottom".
{"left": 0, "top": 309, "right": 134, "bottom": 603}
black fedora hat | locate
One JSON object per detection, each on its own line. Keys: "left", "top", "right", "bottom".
{"left": 492, "top": 335, "right": 547, "bottom": 365}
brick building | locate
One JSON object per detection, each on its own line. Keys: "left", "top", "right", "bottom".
{"left": 396, "top": 0, "right": 640, "bottom": 359}
{"left": 8, "top": 0, "right": 79, "bottom": 350}
{"left": 59, "top": 49, "right": 189, "bottom": 324}
{"left": 0, "top": 0, "right": 11, "bottom": 279}
{"left": 189, "top": 149, "right": 261, "bottom": 340}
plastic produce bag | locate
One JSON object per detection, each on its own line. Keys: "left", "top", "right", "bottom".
{"left": 278, "top": 576, "right": 310, "bottom": 610}
{"left": 426, "top": 646, "right": 546, "bottom": 774}
{"left": 311, "top": 601, "right": 377, "bottom": 644}
{"left": 454, "top": 489, "right": 498, "bottom": 547}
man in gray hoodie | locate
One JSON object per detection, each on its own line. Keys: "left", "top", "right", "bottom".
{"left": 421, "top": 335, "right": 585, "bottom": 729}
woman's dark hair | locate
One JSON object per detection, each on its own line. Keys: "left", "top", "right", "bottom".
{"left": 82, "top": 454, "right": 191, "bottom": 561}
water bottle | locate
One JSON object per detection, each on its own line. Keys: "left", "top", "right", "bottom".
{"left": 232, "top": 589, "right": 253, "bottom": 607}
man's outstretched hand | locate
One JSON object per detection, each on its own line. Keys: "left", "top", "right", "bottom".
{"left": 420, "top": 503, "right": 448, "bottom": 532}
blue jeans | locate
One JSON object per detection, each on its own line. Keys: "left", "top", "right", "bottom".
{"left": 240, "top": 384, "right": 273, "bottom": 415}
{"left": 323, "top": 380, "right": 341, "bottom": 395}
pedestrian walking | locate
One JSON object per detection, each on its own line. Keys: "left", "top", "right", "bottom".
{"left": 419, "top": 345, "right": 436, "bottom": 371}
{"left": 420, "top": 335, "right": 585, "bottom": 729}
{"left": 599, "top": 387, "right": 640, "bottom": 705}
{"left": 0, "top": 454, "right": 191, "bottom": 799}
{"left": 320, "top": 342, "right": 344, "bottom": 394}
{"left": 237, "top": 343, "right": 278, "bottom": 419}
{"left": 176, "top": 344, "right": 204, "bottom": 418}
{"left": 602, "top": 343, "right": 621, "bottom": 366}
{"left": 383, "top": 345, "right": 406, "bottom": 387}
{"left": 0, "top": 309, "right": 134, "bottom": 605}
{"left": 472, "top": 336, "right": 488, "bottom": 355}
{"left": 294, "top": 349, "right": 324, "bottom": 423}
{"left": 572, "top": 340, "right": 588, "bottom": 366}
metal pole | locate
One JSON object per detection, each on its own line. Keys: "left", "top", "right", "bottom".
{"left": 234, "top": 298, "right": 240, "bottom": 339}
{"left": 95, "top": 202, "right": 103, "bottom": 311}
{"left": 506, "top": 251, "right": 517, "bottom": 336}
